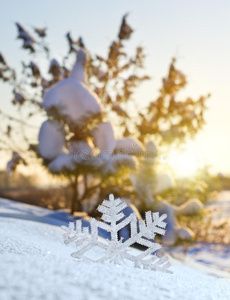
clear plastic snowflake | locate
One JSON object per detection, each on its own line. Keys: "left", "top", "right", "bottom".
{"left": 62, "top": 194, "right": 172, "bottom": 273}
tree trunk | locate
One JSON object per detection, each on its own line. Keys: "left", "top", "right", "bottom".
{"left": 71, "top": 175, "right": 80, "bottom": 215}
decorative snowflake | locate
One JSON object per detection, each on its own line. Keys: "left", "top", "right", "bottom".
{"left": 62, "top": 194, "right": 172, "bottom": 273}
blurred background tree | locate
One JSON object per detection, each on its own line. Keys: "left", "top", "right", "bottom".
{"left": 0, "top": 14, "right": 209, "bottom": 215}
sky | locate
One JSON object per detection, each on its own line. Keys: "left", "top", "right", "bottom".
{"left": 0, "top": 0, "right": 230, "bottom": 175}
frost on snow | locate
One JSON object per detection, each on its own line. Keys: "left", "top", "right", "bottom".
{"left": 62, "top": 194, "right": 172, "bottom": 273}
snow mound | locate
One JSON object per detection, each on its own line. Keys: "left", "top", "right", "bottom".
{"left": 38, "top": 120, "right": 66, "bottom": 160}
{"left": 174, "top": 198, "right": 203, "bottom": 216}
{"left": 43, "top": 49, "right": 102, "bottom": 128}
{"left": 115, "top": 137, "right": 144, "bottom": 155}
{"left": 92, "top": 122, "right": 116, "bottom": 155}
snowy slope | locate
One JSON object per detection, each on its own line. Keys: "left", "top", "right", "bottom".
{"left": 168, "top": 242, "right": 230, "bottom": 273}
{"left": 167, "top": 190, "right": 230, "bottom": 273}
{"left": 0, "top": 217, "right": 230, "bottom": 300}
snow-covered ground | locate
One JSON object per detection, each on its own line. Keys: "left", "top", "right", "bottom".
{"left": 0, "top": 217, "right": 230, "bottom": 300}
{"left": 167, "top": 190, "right": 230, "bottom": 273}
{"left": 206, "top": 190, "right": 230, "bottom": 221}
{"left": 0, "top": 197, "right": 230, "bottom": 300}
{"left": 168, "top": 242, "right": 230, "bottom": 273}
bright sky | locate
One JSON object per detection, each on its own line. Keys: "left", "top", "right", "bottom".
{"left": 0, "top": 0, "right": 230, "bottom": 175}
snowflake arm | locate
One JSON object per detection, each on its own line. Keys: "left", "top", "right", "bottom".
{"left": 62, "top": 194, "right": 172, "bottom": 273}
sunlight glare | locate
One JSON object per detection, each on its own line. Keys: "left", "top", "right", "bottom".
{"left": 167, "top": 144, "right": 203, "bottom": 178}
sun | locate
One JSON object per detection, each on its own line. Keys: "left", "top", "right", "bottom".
{"left": 167, "top": 144, "right": 203, "bottom": 178}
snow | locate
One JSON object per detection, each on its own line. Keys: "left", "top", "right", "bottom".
{"left": 43, "top": 49, "right": 102, "bottom": 128}
{"left": 38, "top": 120, "right": 66, "bottom": 160}
{"left": 111, "top": 153, "right": 136, "bottom": 169}
{"left": 130, "top": 173, "right": 175, "bottom": 203}
{"left": 174, "top": 198, "right": 203, "bottom": 215}
{"left": 70, "top": 49, "right": 88, "bottom": 84}
{"left": 0, "top": 216, "right": 230, "bottom": 300}
{"left": 92, "top": 121, "right": 116, "bottom": 155}
{"left": 206, "top": 190, "right": 230, "bottom": 221}
{"left": 146, "top": 141, "right": 158, "bottom": 156}
{"left": 1, "top": 195, "right": 230, "bottom": 299}
{"left": 0, "top": 198, "right": 75, "bottom": 227}
{"left": 152, "top": 173, "right": 175, "bottom": 194}
{"left": 48, "top": 153, "right": 76, "bottom": 173}
{"left": 101, "top": 154, "right": 136, "bottom": 175}
{"left": 168, "top": 242, "right": 230, "bottom": 274}
{"left": 115, "top": 137, "right": 144, "bottom": 155}
{"left": 69, "top": 140, "right": 93, "bottom": 157}
{"left": 43, "top": 78, "right": 102, "bottom": 128}
{"left": 6, "top": 151, "right": 26, "bottom": 173}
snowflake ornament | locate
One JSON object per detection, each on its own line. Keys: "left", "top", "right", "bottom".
{"left": 62, "top": 194, "right": 172, "bottom": 273}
